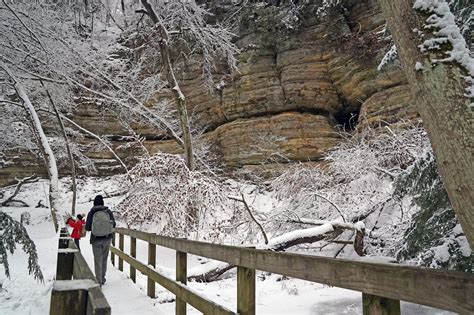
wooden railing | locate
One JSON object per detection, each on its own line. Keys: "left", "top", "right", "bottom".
{"left": 111, "top": 227, "right": 474, "bottom": 315}
{"left": 50, "top": 228, "right": 111, "bottom": 315}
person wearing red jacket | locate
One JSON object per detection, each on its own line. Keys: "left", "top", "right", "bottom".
{"left": 67, "top": 214, "right": 86, "bottom": 250}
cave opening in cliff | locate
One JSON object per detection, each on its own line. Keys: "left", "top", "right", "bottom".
{"left": 335, "top": 107, "right": 360, "bottom": 131}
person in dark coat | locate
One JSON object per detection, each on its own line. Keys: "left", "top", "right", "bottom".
{"left": 85, "top": 195, "right": 116, "bottom": 285}
{"left": 66, "top": 214, "right": 85, "bottom": 250}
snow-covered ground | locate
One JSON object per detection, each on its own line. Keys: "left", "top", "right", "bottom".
{"left": 0, "top": 177, "right": 454, "bottom": 314}
{"left": 0, "top": 204, "right": 56, "bottom": 315}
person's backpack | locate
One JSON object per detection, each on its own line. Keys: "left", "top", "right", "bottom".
{"left": 80, "top": 224, "right": 87, "bottom": 238}
{"left": 91, "top": 210, "right": 114, "bottom": 237}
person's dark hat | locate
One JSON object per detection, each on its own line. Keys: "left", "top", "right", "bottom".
{"left": 93, "top": 195, "right": 104, "bottom": 206}
{"left": 77, "top": 214, "right": 83, "bottom": 220}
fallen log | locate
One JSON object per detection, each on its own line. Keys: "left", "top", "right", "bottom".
{"left": 188, "top": 220, "right": 365, "bottom": 282}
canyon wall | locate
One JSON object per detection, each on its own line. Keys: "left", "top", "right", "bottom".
{"left": 0, "top": 0, "right": 418, "bottom": 186}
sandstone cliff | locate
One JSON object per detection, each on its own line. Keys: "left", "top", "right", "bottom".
{"left": 0, "top": 0, "right": 418, "bottom": 186}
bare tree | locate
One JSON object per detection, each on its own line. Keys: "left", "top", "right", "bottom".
{"left": 0, "top": 64, "right": 60, "bottom": 231}
{"left": 42, "top": 83, "right": 77, "bottom": 215}
{"left": 115, "top": 153, "right": 236, "bottom": 238}
{"left": 136, "top": 0, "right": 239, "bottom": 170}
{"left": 0, "top": 1, "right": 133, "bottom": 223}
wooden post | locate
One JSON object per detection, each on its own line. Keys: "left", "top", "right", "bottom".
{"left": 176, "top": 250, "right": 187, "bottom": 315}
{"left": 50, "top": 288, "right": 88, "bottom": 315}
{"left": 118, "top": 233, "right": 124, "bottom": 272}
{"left": 363, "top": 293, "right": 401, "bottom": 315}
{"left": 87, "top": 286, "right": 111, "bottom": 314}
{"left": 147, "top": 242, "right": 156, "bottom": 298}
{"left": 354, "top": 230, "right": 365, "bottom": 257}
{"left": 111, "top": 232, "right": 115, "bottom": 266}
{"left": 58, "top": 228, "right": 70, "bottom": 249}
{"left": 56, "top": 249, "right": 76, "bottom": 280}
{"left": 237, "top": 266, "right": 256, "bottom": 315}
{"left": 130, "top": 236, "right": 136, "bottom": 283}
{"left": 59, "top": 237, "right": 72, "bottom": 249}
{"left": 60, "top": 228, "right": 69, "bottom": 238}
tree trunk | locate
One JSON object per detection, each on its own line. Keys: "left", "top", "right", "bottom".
{"left": 1, "top": 63, "right": 60, "bottom": 232}
{"left": 160, "top": 42, "right": 196, "bottom": 171}
{"left": 377, "top": 0, "right": 474, "bottom": 248}
{"left": 140, "top": 0, "right": 196, "bottom": 171}
{"left": 43, "top": 85, "right": 77, "bottom": 215}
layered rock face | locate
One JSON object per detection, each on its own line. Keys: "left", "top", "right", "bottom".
{"left": 0, "top": 0, "right": 418, "bottom": 186}
{"left": 161, "top": 1, "right": 415, "bottom": 172}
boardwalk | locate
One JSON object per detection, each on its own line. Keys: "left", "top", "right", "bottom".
{"left": 80, "top": 231, "right": 456, "bottom": 315}
{"left": 107, "top": 228, "right": 471, "bottom": 315}
{"left": 81, "top": 240, "right": 162, "bottom": 315}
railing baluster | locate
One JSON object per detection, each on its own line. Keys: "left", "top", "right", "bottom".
{"left": 111, "top": 232, "right": 115, "bottom": 266}
{"left": 147, "top": 241, "right": 156, "bottom": 298}
{"left": 176, "top": 249, "right": 187, "bottom": 315}
{"left": 118, "top": 233, "right": 124, "bottom": 272}
{"left": 237, "top": 265, "right": 255, "bottom": 315}
{"left": 130, "top": 236, "right": 136, "bottom": 283}
{"left": 362, "top": 293, "right": 400, "bottom": 315}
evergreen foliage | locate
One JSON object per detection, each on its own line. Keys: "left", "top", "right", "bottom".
{"left": 449, "top": 0, "right": 474, "bottom": 48}
{"left": 395, "top": 152, "right": 473, "bottom": 272}
{"left": 0, "top": 211, "right": 43, "bottom": 281}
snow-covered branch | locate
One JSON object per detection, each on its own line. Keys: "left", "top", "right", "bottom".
{"left": 0, "top": 174, "right": 38, "bottom": 207}
{"left": 228, "top": 193, "right": 269, "bottom": 244}
{"left": 115, "top": 153, "right": 237, "bottom": 238}
{"left": 264, "top": 220, "right": 365, "bottom": 251}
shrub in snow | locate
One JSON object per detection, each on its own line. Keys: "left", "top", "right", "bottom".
{"left": 115, "top": 154, "right": 237, "bottom": 240}
{"left": 264, "top": 123, "right": 463, "bottom": 260}
{"left": 271, "top": 124, "right": 429, "bottom": 222}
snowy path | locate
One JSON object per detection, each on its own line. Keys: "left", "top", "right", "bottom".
{"left": 80, "top": 239, "right": 163, "bottom": 315}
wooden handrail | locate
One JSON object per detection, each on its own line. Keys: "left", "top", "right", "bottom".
{"left": 50, "top": 228, "right": 111, "bottom": 315}
{"left": 110, "top": 246, "right": 235, "bottom": 315}
{"left": 113, "top": 227, "right": 474, "bottom": 314}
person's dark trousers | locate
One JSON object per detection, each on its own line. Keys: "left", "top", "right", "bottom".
{"left": 74, "top": 238, "right": 80, "bottom": 250}
{"left": 92, "top": 237, "right": 112, "bottom": 285}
